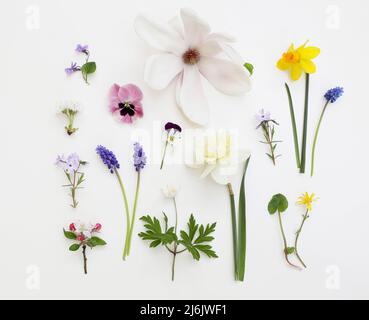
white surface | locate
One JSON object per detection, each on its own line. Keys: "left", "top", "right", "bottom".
{"left": 0, "top": 0, "right": 368, "bottom": 300}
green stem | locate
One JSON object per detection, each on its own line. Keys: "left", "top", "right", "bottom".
{"left": 171, "top": 197, "right": 179, "bottom": 282}
{"left": 114, "top": 169, "right": 131, "bottom": 261}
{"left": 227, "top": 183, "right": 238, "bottom": 281}
{"left": 285, "top": 83, "right": 301, "bottom": 169}
{"left": 295, "top": 211, "right": 309, "bottom": 268}
{"left": 278, "top": 211, "right": 300, "bottom": 269}
{"left": 160, "top": 140, "right": 169, "bottom": 170}
{"left": 311, "top": 101, "right": 330, "bottom": 177}
{"left": 300, "top": 74, "right": 310, "bottom": 174}
{"left": 126, "top": 172, "right": 141, "bottom": 258}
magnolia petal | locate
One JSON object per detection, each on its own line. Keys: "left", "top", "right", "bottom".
{"left": 300, "top": 59, "right": 317, "bottom": 74}
{"left": 181, "top": 8, "right": 211, "bottom": 47}
{"left": 177, "top": 65, "right": 209, "bottom": 126}
{"left": 291, "top": 65, "right": 303, "bottom": 81}
{"left": 218, "top": 43, "right": 245, "bottom": 66}
{"left": 199, "top": 40, "right": 223, "bottom": 57}
{"left": 135, "top": 15, "right": 185, "bottom": 55}
{"left": 144, "top": 53, "right": 184, "bottom": 90}
{"left": 168, "top": 16, "right": 184, "bottom": 38}
{"left": 199, "top": 57, "right": 251, "bottom": 95}
{"left": 207, "top": 32, "right": 236, "bottom": 43}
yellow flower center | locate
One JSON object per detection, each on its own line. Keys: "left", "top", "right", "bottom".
{"left": 283, "top": 51, "right": 300, "bottom": 64}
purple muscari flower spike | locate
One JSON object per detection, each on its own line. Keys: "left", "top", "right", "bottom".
{"left": 324, "top": 87, "right": 344, "bottom": 103}
{"left": 65, "top": 62, "right": 80, "bottom": 75}
{"left": 76, "top": 44, "right": 89, "bottom": 54}
{"left": 96, "top": 146, "right": 120, "bottom": 174}
{"left": 133, "top": 143, "right": 147, "bottom": 172}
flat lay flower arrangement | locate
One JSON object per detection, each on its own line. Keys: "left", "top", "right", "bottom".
{"left": 55, "top": 7, "right": 345, "bottom": 279}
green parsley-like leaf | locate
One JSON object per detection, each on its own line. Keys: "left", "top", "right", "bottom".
{"left": 139, "top": 215, "right": 177, "bottom": 248}
{"left": 179, "top": 215, "right": 218, "bottom": 261}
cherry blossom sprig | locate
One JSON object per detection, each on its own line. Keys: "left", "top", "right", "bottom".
{"left": 256, "top": 110, "right": 282, "bottom": 165}
{"left": 63, "top": 222, "right": 106, "bottom": 275}
{"left": 55, "top": 153, "right": 87, "bottom": 208}
{"left": 96, "top": 143, "right": 146, "bottom": 261}
{"left": 65, "top": 44, "right": 97, "bottom": 85}
{"left": 160, "top": 122, "right": 182, "bottom": 170}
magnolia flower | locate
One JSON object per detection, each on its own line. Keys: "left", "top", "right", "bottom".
{"left": 186, "top": 130, "right": 249, "bottom": 185}
{"left": 135, "top": 8, "right": 251, "bottom": 126}
{"left": 162, "top": 184, "right": 180, "bottom": 198}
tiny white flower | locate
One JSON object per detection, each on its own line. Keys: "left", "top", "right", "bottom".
{"left": 162, "top": 184, "right": 180, "bottom": 198}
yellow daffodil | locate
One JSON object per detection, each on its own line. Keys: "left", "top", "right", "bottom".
{"left": 277, "top": 42, "right": 320, "bottom": 81}
{"left": 297, "top": 192, "right": 318, "bottom": 211}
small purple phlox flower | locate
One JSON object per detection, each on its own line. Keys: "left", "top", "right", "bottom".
{"left": 56, "top": 153, "right": 80, "bottom": 173}
{"left": 256, "top": 109, "right": 278, "bottom": 129}
{"left": 133, "top": 143, "right": 147, "bottom": 172}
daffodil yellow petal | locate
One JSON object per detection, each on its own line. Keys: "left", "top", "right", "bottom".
{"left": 301, "top": 59, "right": 316, "bottom": 74}
{"left": 288, "top": 43, "right": 295, "bottom": 52}
{"left": 277, "top": 58, "right": 289, "bottom": 70}
{"left": 301, "top": 46, "right": 320, "bottom": 59}
{"left": 291, "top": 65, "right": 303, "bottom": 81}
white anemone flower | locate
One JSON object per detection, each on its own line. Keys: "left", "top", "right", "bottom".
{"left": 186, "top": 130, "right": 250, "bottom": 185}
{"left": 135, "top": 8, "right": 252, "bottom": 126}
{"left": 162, "top": 184, "right": 180, "bottom": 199}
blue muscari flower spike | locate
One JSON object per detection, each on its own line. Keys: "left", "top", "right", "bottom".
{"left": 96, "top": 145, "right": 120, "bottom": 174}
{"left": 133, "top": 143, "right": 147, "bottom": 172}
{"left": 324, "top": 87, "right": 344, "bottom": 103}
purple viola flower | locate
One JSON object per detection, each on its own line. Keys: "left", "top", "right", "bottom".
{"left": 133, "top": 143, "right": 147, "bottom": 172}
{"left": 76, "top": 44, "right": 89, "bottom": 54}
{"left": 65, "top": 62, "right": 80, "bottom": 75}
{"left": 324, "top": 87, "right": 344, "bottom": 104}
{"left": 165, "top": 122, "right": 182, "bottom": 133}
{"left": 96, "top": 146, "right": 120, "bottom": 174}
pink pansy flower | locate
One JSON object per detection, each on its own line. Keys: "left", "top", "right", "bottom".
{"left": 135, "top": 8, "right": 252, "bottom": 126}
{"left": 109, "top": 84, "right": 144, "bottom": 124}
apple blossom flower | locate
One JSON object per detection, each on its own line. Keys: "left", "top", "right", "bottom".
{"left": 135, "top": 8, "right": 251, "bottom": 126}
{"left": 109, "top": 84, "right": 144, "bottom": 124}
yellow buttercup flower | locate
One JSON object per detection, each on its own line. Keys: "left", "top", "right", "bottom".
{"left": 297, "top": 192, "right": 318, "bottom": 211}
{"left": 277, "top": 42, "right": 320, "bottom": 81}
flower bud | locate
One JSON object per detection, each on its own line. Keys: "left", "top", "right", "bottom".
{"left": 69, "top": 223, "right": 76, "bottom": 232}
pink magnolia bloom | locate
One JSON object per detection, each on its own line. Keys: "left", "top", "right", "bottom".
{"left": 109, "top": 84, "right": 144, "bottom": 124}
{"left": 135, "top": 8, "right": 251, "bottom": 126}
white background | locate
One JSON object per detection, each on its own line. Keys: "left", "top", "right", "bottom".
{"left": 0, "top": 0, "right": 368, "bottom": 300}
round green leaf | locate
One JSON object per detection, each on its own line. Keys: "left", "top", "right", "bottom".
{"left": 268, "top": 194, "right": 289, "bottom": 214}
{"left": 81, "top": 62, "right": 96, "bottom": 75}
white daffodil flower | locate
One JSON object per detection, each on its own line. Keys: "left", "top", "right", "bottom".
{"left": 186, "top": 130, "right": 250, "bottom": 185}
{"left": 135, "top": 8, "right": 251, "bottom": 126}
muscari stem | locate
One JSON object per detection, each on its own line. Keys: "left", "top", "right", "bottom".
{"left": 311, "top": 101, "right": 330, "bottom": 177}
{"left": 126, "top": 172, "right": 141, "bottom": 257}
{"left": 285, "top": 83, "right": 301, "bottom": 169}
{"left": 295, "top": 210, "right": 309, "bottom": 269}
{"left": 114, "top": 169, "right": 131, "bottom": 261}
{"left": 82, "top": 245, "right": 88, "bottom": 275}
{"left": 300, "top": 74, "right": 310, "bottom": 174}
{"left": 227, "top": 183, "right": 239, "bottom": 281}
{"left": 278, "top": 211, "right": 300, "bottom": 269}
{"left": 160, "top": 140, "right": 169, "bottom": 170}
{"left": 172, "top": 197, "right": 179, "bottom": 282}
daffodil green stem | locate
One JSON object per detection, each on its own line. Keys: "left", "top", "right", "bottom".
{"left": 278, "top": 211, "right": 300, "bottom": 269}
{"left": 114, "top": 169, "right": 131, "bottom": 261}
{"left": 125, "top": 172, "right": 141, "bottom": 258}
{"left": 285, "top": 83, "right": 301, "bottom": 169}
{"left": 295, "top": 210, "right": 309, "bottom": 269}
{"left": 227, "top": 183, "right": 239, "bottom": 281}
{"left": 300, "top": 74, "right": 310, "bottom": 174}
{"left": 311, "top": 101, "right": 330, "bottom": 177}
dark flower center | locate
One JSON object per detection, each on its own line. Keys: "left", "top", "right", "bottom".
{"left": 183, "top": 48, "right": 201, "bottom": 65}
{"left": 119, "top": 102, "right": 136, "bottom": 117}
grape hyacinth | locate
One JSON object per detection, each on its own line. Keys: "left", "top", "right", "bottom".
{"left": 133, "top": 143, "right": 147, "bottom": 172}
{"left": 311, "top": 87, "right": 345, "bottom": 176}
{"left": 96, "top": 145, "right": 120, "bottom": 174}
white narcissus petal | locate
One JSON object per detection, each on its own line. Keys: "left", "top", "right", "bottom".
{"left": 180, "top": 8, "right": 211, "bottom": 47}
{"left": 199, "top": 57, "right": 251, "bottom": 95}
{"left": 211, "top": 165, "right": 238, "bottom": 185}
{"left": 177, "top": 65, "right": 209, "bottom": 126}
{"left": 135, "top": 15, "right": 186, "bottom": 55}
{"left": 144, "top": 53, "right": 184, "bottom": 90}
{"left": 201, "top": 164, "right": 216, "bottom": 179}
